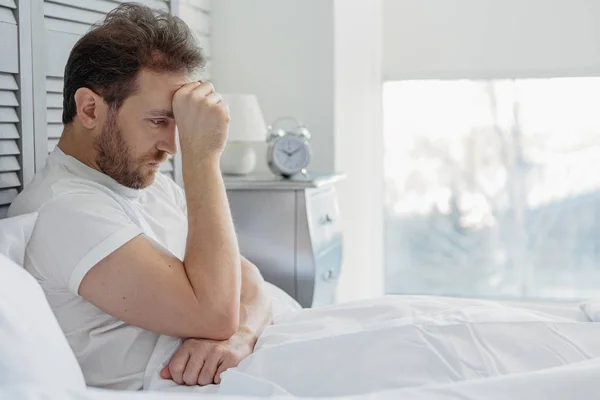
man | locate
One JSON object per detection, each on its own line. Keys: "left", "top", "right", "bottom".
{"left": 8, "top": 3, "right": 272, "bottom": 391}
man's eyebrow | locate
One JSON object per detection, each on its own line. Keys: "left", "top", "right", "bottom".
{"left": 146, "top": 109, "right": 175, "bottom": 119}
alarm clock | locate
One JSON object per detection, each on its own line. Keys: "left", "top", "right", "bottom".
{"left": 266, "top": 117, "right": 312, "bottom": 177}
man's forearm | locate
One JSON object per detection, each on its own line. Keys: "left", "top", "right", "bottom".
{"left": 236, "top": 257, "right": 273, "bottom": 341}
{"left": 182, "top": 157, "right": 242, "bottom": 334}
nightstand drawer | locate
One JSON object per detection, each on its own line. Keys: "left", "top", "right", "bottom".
{"left": 225, "top": 173, "right": 345, "bottom": 307}
{"left": 306, "top": 187, "right": 342, "bottom": 254}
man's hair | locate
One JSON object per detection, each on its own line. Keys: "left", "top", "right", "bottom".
{"left": 62, "top": 2, "right": 205, "bottom": 124}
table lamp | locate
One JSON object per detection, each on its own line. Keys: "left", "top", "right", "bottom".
{"left": 220, "top": 94, "right": 267, "bottom": 175}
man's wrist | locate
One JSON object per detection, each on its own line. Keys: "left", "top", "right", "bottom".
{"left": 235, "top": 324, "right": 257, "bottom": 338}
{"left": 182, "top": 152, "right": 221, "bottom": 171}
{"left": 228, "top": 325, "right": 258, "bottom": 352}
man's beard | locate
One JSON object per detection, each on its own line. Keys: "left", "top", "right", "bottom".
{"left": 94, "top": 111, "right": 168, "bottom": 189}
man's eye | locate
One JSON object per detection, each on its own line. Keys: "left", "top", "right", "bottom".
{"left": 150, "top": 119, "right": 166, "bottom": 126}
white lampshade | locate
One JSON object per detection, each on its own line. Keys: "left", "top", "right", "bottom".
{"left": 222, "top": 94, "right": 267, "bottom": 142}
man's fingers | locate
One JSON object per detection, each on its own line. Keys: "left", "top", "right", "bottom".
{"left": 190, "top": 80, "right": 215, "bottom": 98}
{"left": 173, "top": 80, "right": 214, "bottom": 102}
{"left": 160, "top": 365, "right": 172, "bottom": 380}
{"left": 214, "top": 359, "right": 232, "bottom": 385}
{"left": 182, "top": 351, "right": 206, "bottom": 386}
{"left": 167, "top": 348, "right": 191, "bottom": 385}
{"left": 198, "top": 349, "right": 222, "bottom": 386}
{"left": 205, "top": 92, "right": 223, "bottom": 105}
{"left": 174, "top": 80, "right": 202, "bottom": 97}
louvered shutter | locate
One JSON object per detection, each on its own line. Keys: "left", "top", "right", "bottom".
{"left": 38, "top": 0, "right": 175, "bottom": 179}
{"left": 178, "top": 0, "right": 211, "bottom": 73}
{"left": 0, "top": 0, "right": 32, "bottom": 218}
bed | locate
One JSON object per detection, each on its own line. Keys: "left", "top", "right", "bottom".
{"left": 2, "top": 213, "right": 600, "bottom": 400}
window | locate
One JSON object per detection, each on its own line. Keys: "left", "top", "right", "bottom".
{"left": 384, "top": 78, "right": 600, "bottom": 300}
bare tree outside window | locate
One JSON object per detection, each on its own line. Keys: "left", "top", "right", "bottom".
{"left": 384, "top": 78, "right": 600, "bottom": 300}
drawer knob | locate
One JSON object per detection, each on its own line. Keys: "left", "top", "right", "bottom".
{"left": 323, "top": 269, "right": 336, "bottom": 281}
{"left": 319, "top": 214, "right": 334, "bottom": 225}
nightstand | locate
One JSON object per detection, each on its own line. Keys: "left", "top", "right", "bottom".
{"left": 224, "top": 173, "right": 345, "bottom": 308}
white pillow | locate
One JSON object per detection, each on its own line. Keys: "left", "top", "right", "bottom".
{"left": 0, "top": 252, "right": 86, "bottom": 388}
{"left": 0, "top": 212, "right": 38, "bottom": 266}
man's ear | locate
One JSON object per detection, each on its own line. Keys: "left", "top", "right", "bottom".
{"left": 73, "top": 87, "right": 104, "bottom": 129}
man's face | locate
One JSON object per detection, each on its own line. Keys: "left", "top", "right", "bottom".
{"left": 94, "top": 69, "right": 188, "bottom": 189}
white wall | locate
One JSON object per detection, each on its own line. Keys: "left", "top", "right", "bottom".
{"left": 384, "top": 0, "right": 600, "bottom": 80}
{"left": 211, "top": 0, "right": 384, "bottom": 302}
{"left": 210, "top": 0, "right": 335, "bottom": 173}
{"left": 333, "top": 0, "right": 384, "bottom": 301}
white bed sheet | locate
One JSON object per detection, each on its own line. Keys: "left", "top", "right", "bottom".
{"left": 4, "top": 357, "right": 600, "bottom": 400}
{"left": 137, "top": 295, "right": 600, "bottom": 399}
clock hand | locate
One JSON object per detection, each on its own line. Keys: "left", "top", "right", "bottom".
{"left": 289, "top": 146, "right": 303, "bottom": 156}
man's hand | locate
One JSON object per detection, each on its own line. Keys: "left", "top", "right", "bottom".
{"left": 172, "top": 80, "right": 230, "bottom": 161}
{"left": 160, "top": 331, "right": 256, "bottom": 386}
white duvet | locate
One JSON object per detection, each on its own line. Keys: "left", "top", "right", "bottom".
{"left": 136, "top": 294, "right": 600, "bottom": 399}
{"left": 4, "top": 294, "right": 600, "bottom": 399}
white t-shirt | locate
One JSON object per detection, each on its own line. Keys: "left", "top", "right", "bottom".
{"left": 8, "top": 147, "right": 188, "bottom": 390}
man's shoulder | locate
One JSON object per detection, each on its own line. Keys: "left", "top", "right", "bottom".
{"left": 9, "top": 170, "right": 119, "bottom": 218}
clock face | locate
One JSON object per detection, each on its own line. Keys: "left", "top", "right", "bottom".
{"left": 273, "top": 135, "right": 310, "bottom": 175}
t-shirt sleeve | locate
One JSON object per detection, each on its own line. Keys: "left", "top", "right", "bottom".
{"left": 26, "top": 192, "right": 143, "bottom": 295}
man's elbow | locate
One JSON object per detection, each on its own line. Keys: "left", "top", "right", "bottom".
{"left": 187, "top": 301, "right": 239, "bottom": 340}
{"left": 210, "top": 315, "right": 239, "bottom": 340}
{"left": 199, "top": 313, "right": 238, "bottom": 340}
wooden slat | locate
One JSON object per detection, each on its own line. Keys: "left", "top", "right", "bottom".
{"left": 0, "top": 123, "right": 18, "bottom": 139}
{"left": 0, "top": 187, "right": 17, "bottom": 206}
{"left": 0, "top": 155, "right": 19, "bottom": 172}
{"left": 0, "top": 107, "right": 18, "bottom": 123}
{"left": 0, "top": 0, "right": 17, "bottom": 9}
{"left": 112, "top": 0, "right": 169, "bottom": 11}
{"left": 47, "top": 138, "right": 59, "bottom": 153}
{"left": 46, "top": 77, "right": 64, "bottom": 93}
{"left": 45, "top": 30, "right": 80, "bottom": 77}
{"left": 46, "top": 0, "right": 118, "bottom": 14}
{"left": 46, "top": 109, "right": 63, "bottom": 124}
{"left": 179, "top": 3, "right": 210, "bottom": 35}
{"left": 46, "top": 93, "right": 63, "bottom": 109}
{"left": 180, "top": 0, "right": 210, "bottom": 13}
{"left": 0, "top": 172, "right": 19, "bottom": 189}
{"left": 0, "top": 73, "right": 18, "bottom": 90}
{"left": 0, "top": 6, "right": 15, "bottom": 24}
{"left": 0, "top": 90, "right": 17, "bottom": 107}
{"left": 45, "top": 18, "right": 91, "bottom": 35}
{"left": 47, "top": 123, "right": 63, "bottom": 139}
{"left": 44, "top": 2, "right": 105, "bottom": 26}
{"left": 0, "top": 22, "right": 18, "bottom": 72}
{"left": 0, "top": 140, "right": 19, "bottom": 155}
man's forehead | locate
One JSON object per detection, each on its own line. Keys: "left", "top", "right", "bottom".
{"left": 137, "top": 69, "right": 189, "bottom": 93}
{"left": 132, "top": 69, "right": 189, "bottom": 115}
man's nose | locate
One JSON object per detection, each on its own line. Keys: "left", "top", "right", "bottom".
{"left": 156, "top": 127, "right": 178, "bottom": 155}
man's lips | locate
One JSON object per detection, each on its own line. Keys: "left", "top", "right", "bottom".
{"left": 147, "top": 154, "right": 168, "bottom": 168}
